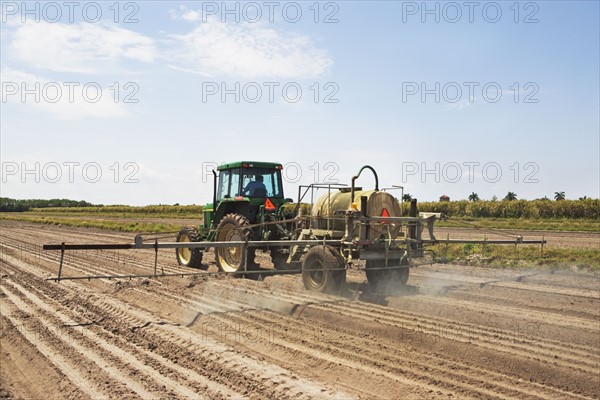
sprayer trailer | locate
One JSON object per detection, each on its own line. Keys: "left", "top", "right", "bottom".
{"left": 43, "top": 162, "right": 546, "bottom": 294}
{"left": 171, "top": 162, "right": 434, "bottom": 293}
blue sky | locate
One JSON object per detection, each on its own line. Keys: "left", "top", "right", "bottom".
{"left": 1, "top": 1, "right": 598, "bottom": 205}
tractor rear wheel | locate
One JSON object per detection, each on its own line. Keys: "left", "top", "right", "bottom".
{"left": 365, "top": 258, "right": 409, "bottom": 292}
{"left": 302, "top": 245, "right": 346, "bottom": 293}
{"left": 215, "top": 213, "right": 255, "bottom": 275}
{"left": 175, "top": 227, "right": 203, "bottom": 268}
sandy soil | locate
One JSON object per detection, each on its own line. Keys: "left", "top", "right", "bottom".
{"left": 1, "top": 220, "right": 599, "bottom": 399}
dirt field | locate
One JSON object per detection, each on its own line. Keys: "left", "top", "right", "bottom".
{"left": 1, "top": 220, "right": 599, "bottom": 399}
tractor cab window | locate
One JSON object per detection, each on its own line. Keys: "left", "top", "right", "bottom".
{"left": 217, "top": 168, "right": 242, "bottom": 200}
{"left": 242, "top": 168, "right": 283, "bottom": 198}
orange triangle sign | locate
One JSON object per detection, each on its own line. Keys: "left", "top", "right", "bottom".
{"left": 265, "top": 198, "right": 276, "bottom": 211}
{"left": 380, "top": 208, "right": 391, "bottom": 224}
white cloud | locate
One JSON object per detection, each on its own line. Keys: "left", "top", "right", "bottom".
{"left": 167, "top": 20, "right": 333, "bottom": 79}
{"left": 1, "top": 67, "right": 129, "bottom": 119}
{"left": 168, "top": 6, "right": 203, "bottom": 22}
{"left": 10, "top": 21, "right": 157, "bottom": 74}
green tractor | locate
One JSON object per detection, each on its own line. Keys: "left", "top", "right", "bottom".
{"left": 175, "top": 161, "right": 294, "bottom": 273}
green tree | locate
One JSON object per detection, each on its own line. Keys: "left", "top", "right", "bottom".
{"left": 554, "top": 191, "right": 566, "bottom": 201}
{"left": 468, "top": 192, "right": 480, "bottom": 202}
{"left": 402, "top": 193, "right": 412, "bottom": 202}
{"left": 503, "top": 192, "right": 517, "bottom": 201}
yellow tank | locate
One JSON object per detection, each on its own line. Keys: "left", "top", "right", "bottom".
{"left": 311, "top": 189, "right": 402, "bottom": 240}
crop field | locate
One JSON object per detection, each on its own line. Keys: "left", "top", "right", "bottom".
{"left": 2, "top": 201, "right": 598, "bottom": 269}
{"left": 2, "top": 0, "right": 598, "bottom": 397}
{"left": 1, "top": 215, "right": 599, "bottom": 399}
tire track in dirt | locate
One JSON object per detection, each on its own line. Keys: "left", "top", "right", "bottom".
{"left": 1, "top": 288, "right": 138, "bottom": 399}
{"left": 2, "top": 230, "right": 596, "bottom": 374}
{"left": 0, "top": 257, "right": 353, "bottom": 399}
{"left": 205, "top": 280, "right": 600, "bottom": 373}
{"left": 144, "top": 286, "right": 584, "bottom": 399}
{"left": 0, "top": 272, "right": 241, "bottom": 399}
{"left": 0, "top": 313, "right": 103, "bottom": 399}
{"left": 93, "top": 277, "right": 597, "bottom": 399}
{"left": 193, "top": 278, "right": 600, "bottom": 394}
{"left": 444, "top": 287, "right": 600, "bottom": 320}
{"left": 1, "top": 284, "right": 162, "bottom": 399}
{"left": 209, "top": 310, "right": 594, "bottom": 400}
{"left": 2, "top": 222, "right": 599, "bottom": 399}
{"left": 409, "top": 270, "right": 600, "bottom": 300}
{"left": 387, "top": 293, "right": 598, "bottom": 341}
{"left": 0, "top": 235, "right": 185, "bottom": 282}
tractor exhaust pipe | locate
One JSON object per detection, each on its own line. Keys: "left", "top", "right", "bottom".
{"left": 212, "top": 170, "right": 217, "bottom": 209}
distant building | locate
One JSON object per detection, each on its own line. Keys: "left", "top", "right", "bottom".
{"left": 439, "top": 195, "right": 450, "bottom": 202}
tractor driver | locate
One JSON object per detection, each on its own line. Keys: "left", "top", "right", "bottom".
{"left": 243, "top": 175, "right": 267, "bottom": 197}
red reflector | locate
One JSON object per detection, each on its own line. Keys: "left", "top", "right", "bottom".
{"left": 265, "top": 198, "right": 276, "bottom": 211}
{"left": 380, "top": 208, "right": 391, "bottom": 224}
{"left": 234, "top": 196, "right": 244, "bottom": 201}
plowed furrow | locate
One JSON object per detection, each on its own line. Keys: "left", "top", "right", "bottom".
{"left": 1, "top": 275, "right": 242, "bottom": 399}
{"left": 1, "top": 259, "right": 351, "bottom": 399}
{"left": 1, "top": 287, "right": 142, "bottom": 399}
{"left": 107, "top": 279, "right": 595, "bottom": 399}
{"left": 409, "top": 271, "right": 600, "bottom": 300}
{"left": 1, "top": 233, "right": 184, "bottom": 278}
{"left": 2, "top": 281, "right": 214, "bottom": 399}
{"left": 206, "top": 280, "right": 599, "bottom": 372}
{"left": 211, "top": 310, "right": 594, "bottom": 400}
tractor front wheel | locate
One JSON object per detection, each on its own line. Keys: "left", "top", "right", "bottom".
{"left": 175, "top": 227, "right": 203, "bottom": 268}
{"left": 302, "top": 245, "right": 346, "bottom": 293}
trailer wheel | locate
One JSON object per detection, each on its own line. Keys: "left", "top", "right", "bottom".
{"left": 175, "top": 227, "right": 203, "bottom": 268}
{"left": 302, "top": 245, "right": 346, "bottom": 293}
{"left": 215, "top": 213, "right": 255, "bottom": 275}
{"left": 365, "top": 259, "right": 409, "bottom": 292}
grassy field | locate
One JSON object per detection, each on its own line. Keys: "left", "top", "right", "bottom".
{"left": 427, "top": 243, "right": 599, "bottom": 272}
{"left": 436, "top": 217, "right": 599, "bottom": 232}
{"left": 2, "top": 200, "right": 597, "bottom": 232}
{"left": 0, "top": 213, "right": 184, "bottom": 233}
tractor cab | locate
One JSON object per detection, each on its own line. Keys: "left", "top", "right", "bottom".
{"left": 216, "top": 162, "right": 284, "bottom": 200}
{"left": 203, "top": 161, "right": 288, "bottom": 233}
{"left": 177, "top": 161, "right": 291, "bottom": 271}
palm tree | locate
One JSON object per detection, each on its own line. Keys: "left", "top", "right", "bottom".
{"left": 402, "top": 193, "right": 412, "bottom": 202}
{"left": 554, "top": 191, "right": 565, "bottom": 201}
{"left": 504, "top": 192, "right": 517, "bottom": 201}
{"left": 468, "top": 192, "right": 480, "bottom": 202}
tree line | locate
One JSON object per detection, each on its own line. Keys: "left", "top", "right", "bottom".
{"left": 0, "top": 198, "right": 96, "bottom": 212}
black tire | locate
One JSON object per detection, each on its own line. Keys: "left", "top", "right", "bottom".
{"left": 215, "top": 213, "right": 255, "bottom": 274}
{"left": 302, "top": 245, "right": 346, "bottom": 293}
{"left": 365, "top": 258, "right": 409, "bottom": 292}
{"left": 271, "top": 249, "right": 296, "bottom": 271}
{"left": 175, "top": 227, "right": 203, "bottom": 268}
